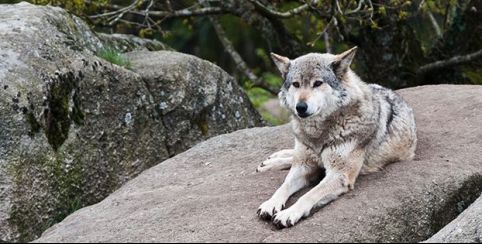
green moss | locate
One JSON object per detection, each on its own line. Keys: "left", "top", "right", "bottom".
{"left": 26, "top": 111, "right": 41, "bottom": 136}
{"left": 45, "top": 151, "right": 85, "bottom": 223}
{"left": 6, "top": 153, "right": 46, "bottom": 241}
{"left": 7, "top": 151, "right": 53, "bottom": 242}
{"left": 7, "top": 149, "right": 86, "bottom": 242}
{"left": 197, "top": 120, "right": 209, "bottom": 136}
{"left": 96, "top": 47, "right": 131, "bottom": 69}
{"left": 194, "top": 112, "right": 209, "bottom": 136}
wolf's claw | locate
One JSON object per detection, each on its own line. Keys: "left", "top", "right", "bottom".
{"left": 257, "top": 208, "right": 273, "bottom": 221}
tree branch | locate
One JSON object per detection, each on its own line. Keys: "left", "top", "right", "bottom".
{"left": 346, "top": 0, "right": 364, "bottom": 15}
{"left": 427, "top": 10, "right": 442, "bottom": 38}
{"left": 417, "top": 49, "right": 482, "bottom": 75}
{"left": 209, "top": 17, "right": 278, "bottom": 95}
{"left": 129, "top": 7, "right": 229, "bottom": 18}
{"left": 307, "top": 17, "right": 335, "bottom": 47}
{"left": 89, "top": 0, "right": 141, "bottom": 19}
{"left": 421, "top": 0, "right": 442, "bottom": 38}
{"left": 324, "top": 32, "right": 332, "bottom": 53}
{"left": 90, "top": 5, "right": 228, "bottom": 21}
{"left": 248, "top": 0, "right": 323, "bottom": 19}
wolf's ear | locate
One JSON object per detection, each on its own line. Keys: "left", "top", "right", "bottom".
{"left": 270, "top": 53, "right": 290, "bottom": 76}
{"left": 331, "top": 46, "right": 357, "bottom": 77}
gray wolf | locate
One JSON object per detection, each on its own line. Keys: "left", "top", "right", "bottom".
{"left": 256, "top": 47, "right": 417, "bottom": 228}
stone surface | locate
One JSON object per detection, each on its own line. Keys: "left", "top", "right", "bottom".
{"left": 124, "top": 50, "right": 263, "bottom": 155}
{"left": 0, "top": 2, "right": 262, "bottom": 242}
{"left": 34, "top": 85, "right": 482, "bottom": 243}
{"left": 424, "top": 195, "right": 482, "bottom": 243}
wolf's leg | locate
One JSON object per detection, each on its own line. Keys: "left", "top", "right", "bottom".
{"left": 257, "top": 163, "right": 317, "bottom": 220}
{"left": 257, "top": 157, "right": 292, "bottom": 172}
{"left": 273, "top": 145, "right": 364, "bottom": 228}
{"left": 257, "top": 149, "right": 295, "bottom": 172}
{"left": 268, "top": 149, "right": 296, "bottom": 159}
{"left": 257, "top": 137, "right": 313, "bottom": 173}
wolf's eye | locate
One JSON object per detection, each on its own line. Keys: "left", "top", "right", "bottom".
{"left": 313, "top": 80, "right": 323, "bottom": 87}
{"left": 292, "top": 82, "right": 300, "bottom": 88}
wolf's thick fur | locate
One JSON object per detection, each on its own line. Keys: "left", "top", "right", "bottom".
{"left": 256, "top": 47, "right": 417, "bottom": 228}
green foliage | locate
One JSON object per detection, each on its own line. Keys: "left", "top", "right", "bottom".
{"left": 463, "top": 69, "right": 482, "bottom": 85}
{"left": 245, "top": 87, "right": 273, "bottom": 109}
{"left": 0, "top": 0, "right": 110, "bottom": 15}
{"left": 259, "top": 109, "right": 286, "bottom": 126}
{"left": 246, "top": 85, "right": 284, "bottom": 125}
{"left": 0, "top": 0, "right": 23, "bottom": 3}
{"left": 263, "top": 72, "right": 283, "bottom": 87}
{"left": 96, "top": 47, "right": 131, "bottom": 69}
{"left": 33, "top": 0, "right": 85, "bottom": 15}
{"left": 244, "top": 72, "right": 285, "bottom": 125}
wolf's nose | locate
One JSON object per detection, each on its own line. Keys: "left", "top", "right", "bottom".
{"left": 296, "top": 102, "right": 308, "bottom": 114}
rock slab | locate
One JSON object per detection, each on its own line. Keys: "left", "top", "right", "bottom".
{"left": 424, "top": 195, "right": 482, "bottom": 243}
{"left": 34, "top": 85, "right": 482, "bottom": 243}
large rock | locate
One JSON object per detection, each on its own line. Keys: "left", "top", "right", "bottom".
{"left": 0, "top": 2, "right": 262, "bottom": 242}
{"left": 124, "top": 50, "right": 263, "bottom": 154}
{"left": 424, "top": 196, "right": 482, "bottom": 243}
{"left": 33, "top": 85, "right": 482, "bottom": 243}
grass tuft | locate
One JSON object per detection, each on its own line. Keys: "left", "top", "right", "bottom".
{"left": 96, "top": 47, "right": 131, "bottom": 69}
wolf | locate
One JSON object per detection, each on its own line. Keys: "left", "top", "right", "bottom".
{"left": 256, "top": 47, "right": 417, "bottom": 228}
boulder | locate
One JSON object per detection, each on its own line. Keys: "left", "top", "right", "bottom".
{"left": 0, "top": 2, "right": 263, "bottom": 242}
{"left": 124, "top": 50, "right": 263, "bottom": 155}
{"left": 33, "top": 85, "right": 482, "bottom": 243}
{"left": 424, "top": 196, "right": 482, "bottom": 243}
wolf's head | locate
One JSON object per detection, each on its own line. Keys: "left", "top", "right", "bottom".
{"left": 272, "top": 47, "right": 358, "bottom": 119}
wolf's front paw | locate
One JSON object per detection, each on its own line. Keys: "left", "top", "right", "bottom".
{"left": 272, "top": 207, "right": 304, "bottom": 229}
{"left": 257, "top": 199, "right": 285, "bottom": 220}
{"left": 256, "top": 149, "right": 295, "bottom": 172}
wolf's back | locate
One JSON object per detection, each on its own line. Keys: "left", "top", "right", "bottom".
{"left": 361, "top": 84, "right": 417, "bottom": 174}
